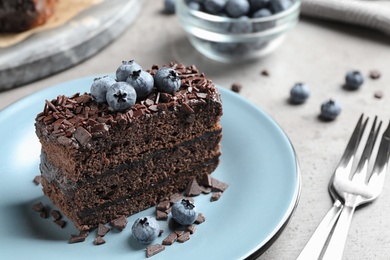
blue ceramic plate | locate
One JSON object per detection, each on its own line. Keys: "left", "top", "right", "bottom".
{"left": 0, "top": 76, "right": 300, "bottom": 259}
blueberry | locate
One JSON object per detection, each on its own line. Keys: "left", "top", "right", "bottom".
{"left": 131, "top": 216, "right": 160, "bottom": 244}
{"left": 290, "top": 83, "right": 310, "bottom": 104}
{"left": 320, "top": 99, "right": 341, "bottom": 121}
{"left": 252, "top": 8, "right": 273, "bottom": 31}
{"left": 225, "top": 0, "right": 250, "bottom": 18}
{"left": 252, "top": 8, "right": 272, "bottom": 18}
{"left": 229, "top": 16, "right": 253, "bottom": 33}
{"left": 204, "top": 0, "right": 227, "bottom": 14}
{"left": 154, "top": 68, "right": 181, "bottom": 94}
{"left": 211, "top": 42, "right": 239, "bottom": 54}
{"left": 171, "top": 199, "right": 198, "bottom": 225}
{"left": 248, "top": 0, "right": 270, "bottom": 12}
{"left": 106, "top": 82, "right": 137, "bottom": 112}
{"left": 188, "top": 1, "right": 202, "bottom": 10}
{"left": 126, "top": 70, "right": 154, "bottom": 99}
{"left": 345, "top": 70, "right": 364, "bottom": 90}
{"left": 116, "top": 60, "right": 142, "bottom": 82}
{"left": 90, "top": 76, "right": 116, "bottom": 103}
{"left": 270, "top": 0, "right": 292, "bottom": 13}
{"left": 164, "top": 0, "right": 176, "bottom": 14}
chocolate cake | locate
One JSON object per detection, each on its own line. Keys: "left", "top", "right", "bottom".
{"left": 0, "top": 0, "right": 56, "bottom": 33}
{"left": 35, "top": 62, "right": 223, "bottom": 230}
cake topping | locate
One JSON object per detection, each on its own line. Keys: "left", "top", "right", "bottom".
{"left": 171, "top": 199, "right": 198, "bottom": 226}
{"left": 132, "top": 216, "right": 160, "bottom": 244}
{"left": 110, "top": 215, "right": 128, "bottom": 231}
{"left": 146, "top": 244, "right": 165, "bottom": 258}
{"left": 154, "top": 68, "right": 181, "bottom": 94}
{"left": 126, "top": 70, "right": 154, "bottom": 99}
{"left": 116, "top": 60, "right": 143, "bottom": 82}
{"left": 90, "top": 76, "right": 117, "bottom": 103}
{"left": 106, "top": 82, "right": 137, "bottom": 112}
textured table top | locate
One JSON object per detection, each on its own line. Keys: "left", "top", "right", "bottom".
{"left": 1, "top": 1, "right": 390, "bottom": 259}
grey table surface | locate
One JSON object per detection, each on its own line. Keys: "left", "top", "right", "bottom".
{"left": 1, "top": 1, "right": 390, "bottom": 259}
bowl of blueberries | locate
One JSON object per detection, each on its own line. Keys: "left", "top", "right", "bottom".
{"left": 176, "top": 0, "right": 301, "bottom": 62}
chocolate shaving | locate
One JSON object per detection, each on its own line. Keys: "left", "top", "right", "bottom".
{"left": 162, "top": 232, "right": 178, "bottom": 245}
{"left": 186, "top": 225, "right": 196, "bottom": 234}
{"left": 156, "top": 210, "right": 168, "bottom": 220}
{"left": 32, "top": 202, "right": 45, "bottom": 212}
{"left": 93, "top": 236, "right": 106, "bottom": 245}
{"left": 97, "top": 223, "right": 111, "bottom": 237}
{"left": 32, "top": 175, "right": 42, "bottom": 185}
{"left": 53, "top": 219, "right": 67, "bottom": 228}
{"left": 194, "top": 213, "right": 206, "bottom": 224}
{"left": 110, "top": 215, "right": 127, "bottom": 231}
{"left": 177, "top": 232, "right": 191, "bottom": 243}
{"left": 211, "top": 192, "right": 222, "bottom": 202}
{"left": 231, "top": 83, "right": 242, "bottom": 93}
{"left": 51, "top": 210, "right": 62, "bottom": 220}
{"left": 74, "top": 126, "right": 92, "bottom": 147}
{"left": 184, "top": 179, "right": 202, "bottom": 196}
{"left": 146, "top": 244, "right": 165, "bottom": 258}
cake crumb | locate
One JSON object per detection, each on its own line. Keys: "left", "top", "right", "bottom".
{"left": 369, "top": 70, "right": 381, "bottom": 79}
{"left": 93, "top": 236, "right": 106, "bottom": 245}
{"left": 32, "top": 202, "right": 45, "bottom": 212}
{"left": 53, "top": 219, "right": 67, "bottom": 228}
{"left": 110, "top": 215, "right": 127, "bottom": 231}
{"left": 261, "top": 70, "right": 270, "bottom": 76}
{"left": 33, "top": 175, "right": 42, "bottom": 185}
{"left": 146, "top": 244, "right": 165, "bottom": 258}
{"left": 51, "top": 210, "right": 62, "bottom": 220}
{"left": 231, "top": 83, "right": 242, "bottom": 93}
{"left": 177, "top": 232, "right": 191, "bottom": 243}
{"left": 162, "top": 232, "right": 178, "bottom": 245}
{"left": 97, "top": 223, "right": 110, "bottom": 237}
{"left": 194, "top": 213, "right": 206, "bottom": 224}
{"left": 374, "top": 91, "right": 384, "bottom": 99}
{"left": 156, "top": 200, "right": 170, "bottom": 211}
{"left": 211, "top": 192, "right": 222, "bottom": 202}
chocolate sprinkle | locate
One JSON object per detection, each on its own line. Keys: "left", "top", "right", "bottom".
{"left": 146, "top": 244, "right": 165, "bottom": 258}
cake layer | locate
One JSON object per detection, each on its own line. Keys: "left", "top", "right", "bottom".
{"left": 41, "top": 159, "right": 219, "bottom": 229}
{"left": 35, "top": 64, "right": 222, "bottom": 182}
{"left": 40, "top": 130, "right": 222, "bottom": 207}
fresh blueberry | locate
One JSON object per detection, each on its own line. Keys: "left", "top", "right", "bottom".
{"left": 248, "top": 0, "right": 270, "bottom": 12}
{"left": 131, "top": 216, "right": 160, "bottom": 244}
{"left": 126, "top": 70, "right": 154, "bottom": 99}
{"left": 270, "top": 0, "right": 292, "bottom": 13}
{"left": 225, "top": 0, "right": 250, "bottom": 18}
{"left": 90, "top": 76, "right": 116, "bottom": 103}
{"left": 171, "top": 199, "right": 198, "bottom": 225}
{"left": 188, "top": 1, "right": 202, "bottom": 10}
{"left": 345, "top": 70, "right": 364, "bottom": 90}
{"left": 164, "top": 0, "right": 176, "bottom": 14}
{"left": 211, "top": 41, "right": 239, "bottom": 54}
{"left": 252, "top": 8, "right": 273, "bottom": 31}
{"left": 229, "top": 16, "right": 253, "bottom": 33}
{"left": 154, "top": 67, "right": 181, "bottom": 94}
{"left": 204, "top": 0, "right": 227, "bottom": 14}
{"left": 252, "top": 8, "right": 272, "bottom": 18}
{"left": 116, "top": 60, "right": 142, "bottom": 82}
{"left": 106, "top": 82, "right": 137, "bottom": 112}
{"left": 320, "top": 99, "right": 341, "bottom": 121}
{"left": 290, "top": 83, "right": 310, "bottom": 104}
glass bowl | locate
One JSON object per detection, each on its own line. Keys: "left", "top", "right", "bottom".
{"left": 176, "top": 0, "right": 301, "bottom": 63}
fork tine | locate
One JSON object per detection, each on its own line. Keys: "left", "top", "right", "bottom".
{"left": 352, "top": 116, "right": 382, "bottom": 179}
{"left": 337, "top": 114, "right": 368, "bottom": 170}
{"left": 368, "top": 119, "right": 390, "bottom": 181}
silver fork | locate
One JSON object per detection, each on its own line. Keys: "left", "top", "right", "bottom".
{"left": 297, "top": 115, "right": 390, "bottom": 260}
{"left": 322, "top": 118, "right": 390, "bottom": 260}
{"left": 297, "top": 115, "right": 368, "bottom": 260}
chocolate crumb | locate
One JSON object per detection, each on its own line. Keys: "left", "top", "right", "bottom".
{"left": 93, "top": 236, "right": 106, "bottom": 245}
{"left": 374, "top": 91, "right": 384, "bottom": 99}
{"left": 369, "top": 70, "right": 381, "bottom": 79}
{"left": 211, "top": 192, "right": 222, "bottom": 202}
{"left": 194, "top": 213, "right": 206, "bottom": 224}
{"left": 159, "top": 230, "right": 164, "bottom": 237}
{"left": 51, "top": 210, "right": 62, "bottom": 220}
{"left": 69, "top": 231, "right": 89, "bottom": 244}
{"left": 177, "top": 232, "right": 191, "bottom": 243}
{"left": 186, "top": 225, "right": 196, "bottom": 234}
{"left": 54, "top": 219, "right": 67, "bottom": 228}
{"left": 162, "top": 232, "right": 178, "bottom": 245}
{"left": 146, "top": 244, "right": 165, "bottom": 258}
{"left": 97, "top": 223, "right": 110, "bottom": 237}
{"left": 261, "top": 70, "right": 270, "bottom": 76}
{"left": 33, "top": 175, "right": 42, "bottom": 185}
{"left": 32, "top": 202, "right": 45, "bottom": 212}
{"left": 110, "top": 215, "right": 127, "bottom": 231}
{"left": 231, "top": 83, "right": 242, "bottom": 93}
{"left": 156, "top": 200, "right": 170, "bottom": 211}
{"left": 174, "top": 230, "right": 185, "bottom": 237}
{"left": 184, "top": 179, "right": 203, "bottom": 196}
{"left": 40, "top": 209, "right": 49, "bottom": 219}
{"left": 156, "top": 210, "right": 168, "bottom": 220}
{"left": 200, "top": 185, "right": 212, "bottom": 194}
{"left": 169, "top": 193, "right": 183, "bottom": 204}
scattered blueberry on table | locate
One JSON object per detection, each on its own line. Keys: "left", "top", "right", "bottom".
{"left": 320, "top": 99, "right": 341, "bottom": 121}
{"left": 345, "top": 70, "right": 364, "bottom": 90}
{"left": 289, "top": 82, "right": 310, "bottom": 104}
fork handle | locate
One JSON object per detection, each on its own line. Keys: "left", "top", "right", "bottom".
{"left": 296, "top": 200, "right": 343, "bottom": 260}
{"left": 322, "top": 205, "right": 356, "bottom": 260}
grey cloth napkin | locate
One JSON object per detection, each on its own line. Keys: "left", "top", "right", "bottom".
{"left": 300, "top": 0, "right": 390, "bottom": 35}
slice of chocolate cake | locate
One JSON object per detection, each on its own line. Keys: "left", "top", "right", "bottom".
{"left": 35, "top": 62, "right": 223, "bottom": 230}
